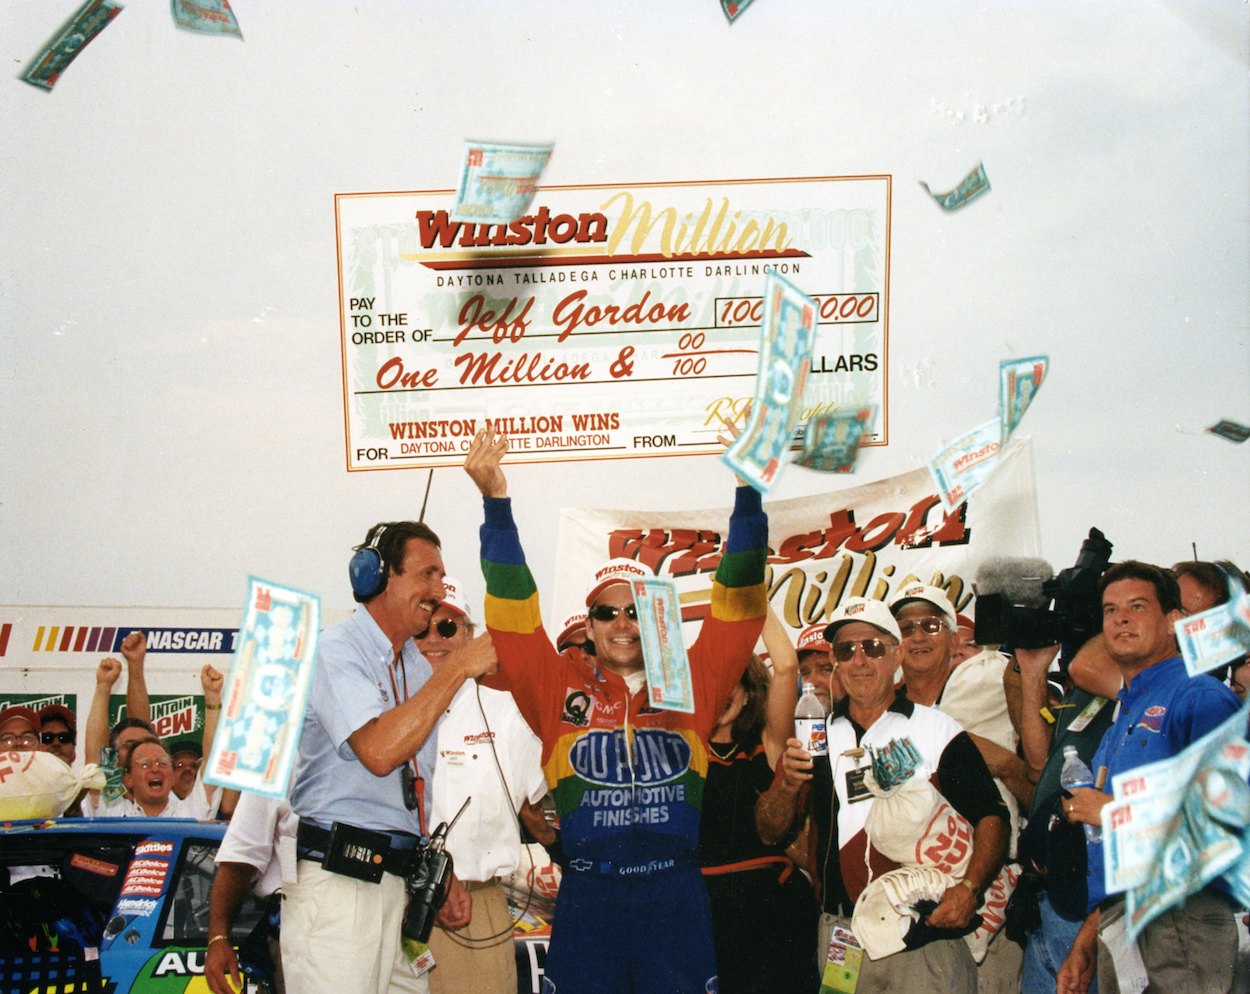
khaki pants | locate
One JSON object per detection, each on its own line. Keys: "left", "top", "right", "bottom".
{"left": 428, "top": 880, "right": 515, "bottom": 994}
{"left": 819, "top": 912, "right": 977, "bottom": 994}
{"left": 282, "top": 860, "right": 428, "bottom": 994}
{"left": 1097, "top": 891, "right": 1237, "bottom": 994}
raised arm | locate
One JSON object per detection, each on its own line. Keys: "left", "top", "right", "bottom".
{"left": 1067, "top": 634, "right": 1122, "bottom": 699}
{"left": 1015, "top": 643, "right": 1061, "bottom": 778}
{"left": 120, "top": 631, "right": 151, "bottom": 726}
{"left": 465, "top": 425, "right": 509, "bottom": 499}
{"left": 85, "top": 657, "right": 122, "bottom": 764}
{"left": 348, "top": 635, "right": 498, "bottom": 775}
{"left": 760, "top": 607, "right": 799, "bottom": 768}
{"left": 199, "top": 664, "right": 224, "bottom": 800}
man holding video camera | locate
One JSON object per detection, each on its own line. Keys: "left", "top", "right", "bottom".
{"left": 284, "top": 520, "right": 496, "bottom": 994}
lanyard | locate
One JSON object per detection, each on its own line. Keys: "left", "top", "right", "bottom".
{"left": 387, "top": 651, "right": 427, "bottom": 834}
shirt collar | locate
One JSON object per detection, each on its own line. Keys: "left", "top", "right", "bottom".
{"left": 350, "top": 605, "right": 412, "bottom": 667}
{"left": 1118, "top": 655, "right": 1184, "bottom": 702}
{"left": 831, "top": 687, "right": 915, "bottom": 722}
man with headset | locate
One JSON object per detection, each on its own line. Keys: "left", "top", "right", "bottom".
{"left": 416, "top": 576, "right": 548, "bottom": 994}
{"left": 283, "top": 521, "right": 498, "bottom": 994}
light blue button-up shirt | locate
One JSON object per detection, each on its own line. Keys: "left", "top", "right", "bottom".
{"left": 290, "top": 606, "right": 438, "bottom": 834}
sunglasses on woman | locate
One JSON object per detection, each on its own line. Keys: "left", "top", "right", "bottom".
{"left": 41, "top": 731, "right": 75, "bottom": 746}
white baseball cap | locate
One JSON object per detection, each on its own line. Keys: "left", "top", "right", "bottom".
{"left": 585, "top": 558, "right": 655, "bottom": 606}
{"left": 887, "top": 583, "right": 957, "bottom": 627}
{"left": 439, "top": 576, "right": 474, "bottom": 624}
{"left": 823, "top": 597, "right": 903, "bottom": 643}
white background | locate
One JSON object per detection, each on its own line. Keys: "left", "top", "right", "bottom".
{"left": 2, "top": 0, "right": 1247, "bottom": 621}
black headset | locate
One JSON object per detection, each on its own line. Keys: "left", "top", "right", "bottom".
{"left": 349, "top": 524, "right": 390, "bottom": 600}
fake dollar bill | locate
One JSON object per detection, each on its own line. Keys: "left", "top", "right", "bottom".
{"left": 1177, "top": 593, "right": 1250, "bottom": 677}
{"left": 920, "top": 162, "right": 991, "bottom": 211}
{"left": 1126, "top": 789, "right": 1243, "bottom": 940}
{"left": 720, "top": 0, "right": 757, "bottom": 22}
{"left": 1207, "top": 419, "right": 1250, "bottom": 444}
{"left": 1099, "top": 703, "right": 1250, "bottom": 938}
{"left": 171, "top": 0, "right": 243, "bottom": 38}
{"left": 795, "top": 406, "right": 876, "bottom": 473}
{"left": 20, "top": 0, "right": 123, "bottom": 92}
{"left": 630, "top": 577, "right": 694, "bottom": 713}
{"left": 928, "top": 418, "right": 1002, "bottom": 512}
{"left": 722, "top": 271, "right": 817, "bottom": 494}
{"left": 999, "top": 355, "right": 1048, "bottom": 443}
{"left": 203, "top": 577, "right": 321, "bottom": 798}
{"left": 452, "top": 141, "right": 553, "bottom": 225}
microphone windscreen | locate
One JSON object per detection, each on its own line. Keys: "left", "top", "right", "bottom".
{"left": 975, "top": 557, "right": 1054, "bottom": 608}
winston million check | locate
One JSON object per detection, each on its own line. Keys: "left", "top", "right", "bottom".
{"left": 335, "top": 176, "right": 892, "bottom": 470}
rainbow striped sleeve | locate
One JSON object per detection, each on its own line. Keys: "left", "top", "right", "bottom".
{"left": 709, "top": 485, "right": 768, "bottom": 622}
{"left": 480, "top": 496, "right": 543, "bottom": 635}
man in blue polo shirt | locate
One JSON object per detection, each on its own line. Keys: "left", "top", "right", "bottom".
{"left": 284, "top": 521, "right": 499, "bottom": 994}
{"left": 1056, "top": 560, "right": 1241, "bottom": 994}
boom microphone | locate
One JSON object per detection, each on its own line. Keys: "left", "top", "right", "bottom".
{"left": 974, "top": 557, "right": 1055, "bottom": 608}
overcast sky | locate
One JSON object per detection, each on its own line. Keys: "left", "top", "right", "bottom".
{"left": 1, "top": 0, "right": 1246, "bottom": 613}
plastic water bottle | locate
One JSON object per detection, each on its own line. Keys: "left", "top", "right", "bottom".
{"left": 1059, "top": 744, "right": 1101, "bottom": 843}
{"left": 795, "top": 681, "right": 828, "bottom": 757}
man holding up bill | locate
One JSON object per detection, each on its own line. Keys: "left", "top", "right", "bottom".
{"left": 464, "top": 426, "right": 768, "bottom": 994}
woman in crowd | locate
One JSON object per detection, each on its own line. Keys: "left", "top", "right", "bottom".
{"left": 700, "top": 609, "right": 821, "bottom": 994}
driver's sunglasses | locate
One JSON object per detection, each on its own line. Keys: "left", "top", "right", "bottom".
{"left": 589, "top": 604, "right": 638, "bottom": 623}
{"left": 419, "top": 618, "right": 460, "bottom": 639}
{"left": 832, "top": 638, "right": 890, "bottom": 662}
{"left": 41, "top": 731, "right": 75, "bottom": 746}
{"left": 898, "top": 617, "right": 946, "bottom": 637}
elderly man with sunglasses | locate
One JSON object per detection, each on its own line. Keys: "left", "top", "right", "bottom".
{"left": 464, "top": 427, "right": 768, "bottom": 994}
{"left": 755, "top": 597, "right": 1008, "bottom": 994}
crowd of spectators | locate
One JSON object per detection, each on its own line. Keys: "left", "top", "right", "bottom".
{"left": 4, "top": 467, "right": 1248, "bottom": 994}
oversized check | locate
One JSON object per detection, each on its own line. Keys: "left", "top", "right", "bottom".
{"left": 452, "top": 141, "right": 553, "bottom": 225}
{"left": 630, "top": 577, "right": 694, "bottom": 713}
{"left": 723, "top": 272, "right": 817, "bottom": 493}
{"left": 334, "top": 176, "right": 891, "bottom": 470}
{"left": 204, "top": 577, "right": 321, "bottom": 798}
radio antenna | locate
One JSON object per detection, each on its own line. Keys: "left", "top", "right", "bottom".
{"left": 418, "top": 469, "right": 435, "bottom": 523}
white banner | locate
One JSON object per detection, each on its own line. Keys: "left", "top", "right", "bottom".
{"left": 552, "top": 437, "right": 1040, "bottom": 639}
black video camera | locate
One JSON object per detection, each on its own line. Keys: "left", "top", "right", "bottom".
{"left": 974, "top": 527, "right": 1114, "bottom": 650}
